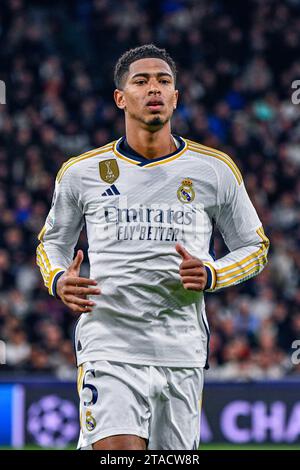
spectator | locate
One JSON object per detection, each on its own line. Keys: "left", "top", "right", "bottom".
{"left": 6, "top": 327, "right": 31, "bottom": 367}
{"left": 0, "top": 0, "right": 299, "bottom": 379}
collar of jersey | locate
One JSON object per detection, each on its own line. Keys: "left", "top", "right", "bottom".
{"left": 113, "top": 135, "right": 187, "bottom": 167}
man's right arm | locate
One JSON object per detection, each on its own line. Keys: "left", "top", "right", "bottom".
{"left": 36, "top": 165, "right": 84, "bottom": 296}
{"left": 36, "top": 165, "right": 100, "bottom": 312}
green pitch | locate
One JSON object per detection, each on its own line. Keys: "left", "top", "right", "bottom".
{"left": 1, "top": 444, "right": 299, "bottom": 450}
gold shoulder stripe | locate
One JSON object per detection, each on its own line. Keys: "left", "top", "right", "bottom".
{"left": 188, "top": 142, "right": 243, "bottom": 185}
{"left": 57, "top": 144, "right": 114, "bottom": 182}
{"left": 187, "top": 141, "right": 243, "bottom": 185}
{"left": 195, "top": 141, "right": 243, "bottom": 183}
{"left": 57, "top": 144, "right": 114, "bottom": 183}
{"left": 186, "top": 139, "right": 241, "bottom": 168}
{"left": 58, "top": 142, "right": 113, "bottom": 174}
{"left": 56, "top": 142, "right": 113, "bottom": 182}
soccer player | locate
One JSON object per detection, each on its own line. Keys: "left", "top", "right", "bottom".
{"left": 36, "top": 44, "right": 270, "bottom": 450}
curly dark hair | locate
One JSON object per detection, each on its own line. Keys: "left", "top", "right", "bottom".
{"left": 114, "top": 44, "right": 177, "bottom": 89}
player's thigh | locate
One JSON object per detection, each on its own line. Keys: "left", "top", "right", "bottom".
{"left": 93, "top": 434, "right": 147, "bottom": 450}
{"left": 149, "top": 367, "right": 204, "bottom": 450}
{"left": 77, "top": 360, "right": 150, "bottom": 448}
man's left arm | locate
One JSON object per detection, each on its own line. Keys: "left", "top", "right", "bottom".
{"left": 203, "top": 165, "right": 270, "bottom": 292}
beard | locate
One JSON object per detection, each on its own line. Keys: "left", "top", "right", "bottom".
{"left": 127, "top": 108, "right": 172, "bottom": 130}
{"left": 146, "top": 115, "right": 165, "bottom": 127}
{"left": 142, "top": 112, "right": 171, "bottom": 131}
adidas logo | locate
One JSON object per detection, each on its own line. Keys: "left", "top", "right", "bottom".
{"left": 101, "top": 184, "right": 120, "bottom": 196}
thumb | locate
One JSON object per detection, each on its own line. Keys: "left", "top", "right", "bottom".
{"left": 70, "top": 249, "right": 84, "bottom": 273}
{"left": 175, "top": 243, "right": 193, "bottom": 261}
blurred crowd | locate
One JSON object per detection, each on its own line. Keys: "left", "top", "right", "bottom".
{"left": 0, "top": 0, "right": 300, "bottom": 381}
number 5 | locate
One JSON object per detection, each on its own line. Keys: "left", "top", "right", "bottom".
{"left": 83, "top": 369, "right": 98, "bottom": 406}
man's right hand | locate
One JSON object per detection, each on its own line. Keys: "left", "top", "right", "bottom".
{"left": 56, "top": 250, "right": 101, "bottom": 313}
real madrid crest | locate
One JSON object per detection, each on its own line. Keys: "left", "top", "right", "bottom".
{"left": 177, "top": 178, "right": 195, "bottom": 203}
{"left": 99, "top": 159, "right": 119, "bottom": 184}
{"left": 86, "top": 410, "right": 96, "bottom": 431}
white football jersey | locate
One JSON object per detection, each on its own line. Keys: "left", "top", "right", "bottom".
{"left": 36, "top": 136, "right": 270, "bottom": 368}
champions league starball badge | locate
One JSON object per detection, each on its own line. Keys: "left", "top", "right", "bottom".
{"left": 177, "top": 178, "right": 195, "bottom": 203}
{"left": 27, "top": 395, "right": 78, "bottom": 447}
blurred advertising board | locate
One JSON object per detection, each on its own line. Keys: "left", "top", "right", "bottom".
{"left": 202, "top": 381, "right": 300, "bottom": 444}
{"left": 0, "top": 379, "right": 299, "bottom": 447}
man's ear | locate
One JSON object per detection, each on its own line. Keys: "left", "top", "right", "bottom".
{"left": 114, "top": 89, "right": 126, "bottom": 110}
{"left": 173, "top": 89, "right": 179, "bottom": 110}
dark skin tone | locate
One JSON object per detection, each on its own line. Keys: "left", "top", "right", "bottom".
{"left": 93, "top": 434, "right": 147, "bottom": 451}
{"left": 114, "top": 57, "right": 178, "bottom": 159}
{"left": 56, "top": 57, "right": 207, "bottom": 450}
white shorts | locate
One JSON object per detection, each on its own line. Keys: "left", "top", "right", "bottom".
{"left": 77, "top": 360, "right": 204, "bottom": 450}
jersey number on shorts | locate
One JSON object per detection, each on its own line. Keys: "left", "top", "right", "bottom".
{"left": 83, "top": 369, "right": 98, "bottom": 406}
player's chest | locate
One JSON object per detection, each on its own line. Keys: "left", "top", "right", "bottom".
{"left": 81, "top": 159, "right": 213, "bottom": 212}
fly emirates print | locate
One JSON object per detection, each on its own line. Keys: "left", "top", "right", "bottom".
{"left": 95, "top": 197, "right": 206, "bottom": 244}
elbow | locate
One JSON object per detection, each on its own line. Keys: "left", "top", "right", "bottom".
{"left": 259, "top": 236, "right": 270, "bottom": 272}
{"left": 257, "top": 225, "right": 270, "bottom": 264}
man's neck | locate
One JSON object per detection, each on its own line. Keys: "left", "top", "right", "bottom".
{"left": 125, "top": 125, "right": 177, "bottom": 160}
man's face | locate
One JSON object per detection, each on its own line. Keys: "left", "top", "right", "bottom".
{"left": 114, "top": 58, "right": 178, "bottom": 131}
